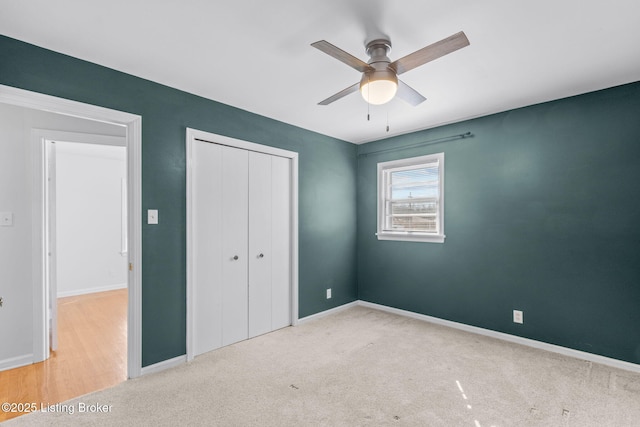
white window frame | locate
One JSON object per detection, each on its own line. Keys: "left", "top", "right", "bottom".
{"left": 377, "top": 152, "right": 445, "bottom": 243}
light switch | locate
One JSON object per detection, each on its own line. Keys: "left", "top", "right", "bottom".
{"left": 148, "top": 209, "right": 158, "bottom": 225}
{"left": 0, "top": 212, "right": 13, "bottom": 227}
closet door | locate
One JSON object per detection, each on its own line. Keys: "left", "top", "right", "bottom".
{"left": 248, "top": 152, "right": 272, "bottom": 337}
{"left": 248, "top": 153, "right": 291, "bottom": 338}
{"left": 193, "top": 142, "right": 248, "bottom": 355}
{"left": 192, "top": 138, "right": 292, "bottom": 357}
{"left": 220, "top": 146, "right": 249, "bottom": 346}
{"left": 270, "top": 155, "right": 291, "bottom": 330}
{"left": 193, "top": 141, "right": 224, "bottom": 355}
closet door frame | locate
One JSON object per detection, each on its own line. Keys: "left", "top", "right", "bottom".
{"left": 185, "top": 128, "right": 299, "bottom": 362}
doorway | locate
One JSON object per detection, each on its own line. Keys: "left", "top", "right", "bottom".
{"left": 0, "top": 84, "right": 142, "bottom": 378}
{"left": 43, "top": 136, "right": 127, "bottom": 356}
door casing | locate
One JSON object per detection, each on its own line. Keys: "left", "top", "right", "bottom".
{"left": 0, "top": 84, "right": 143, "bottom": 379}
{"left": 37, "top": 132, "right": 127, "bottom": 358}
{"left": 185, "top": 128, "right": 299, "bottom": 361}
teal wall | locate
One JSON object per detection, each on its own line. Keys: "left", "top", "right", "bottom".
{"left": 0, "top": 36, "right": 358, "bottom": 367}
{"left": 3, "top": 34, "right": 638, "bottom": 367}
{"left": 357, "top": 81, "right": 640, "bottom": 364}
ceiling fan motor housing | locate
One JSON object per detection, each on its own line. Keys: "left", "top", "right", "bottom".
{"left": 313, "top": 31, "right": 468, "bottom": 106}
{"left": 360, "top": 39, "right": 398, "bottom": 104}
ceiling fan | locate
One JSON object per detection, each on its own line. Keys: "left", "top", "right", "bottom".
{"left": 311, "top": 31, "right": 469, "bottom": 106}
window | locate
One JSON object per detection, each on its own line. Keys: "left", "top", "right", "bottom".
{"left": 377, "top": 153, "right": 445, "bottom": 243}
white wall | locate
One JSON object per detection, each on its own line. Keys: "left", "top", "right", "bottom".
{"left": 0, "top": 104, "right": 33, "bottom": 369}
{"left": 0, "top": 102, "right": 125, "bottom": 370}
{"left": 56, "top": 142, "right": 127, "bottom": 296}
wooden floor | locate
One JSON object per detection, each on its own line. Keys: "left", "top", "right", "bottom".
{"left": 0, "top": 288, "right": 127, "bottom": 422}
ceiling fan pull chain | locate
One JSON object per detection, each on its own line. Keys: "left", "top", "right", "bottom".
{"left": 386, "top": 111, "right": 390, "bottom": 132}
{"left": 367, "top": 75, "right": 371, "bottom": 121}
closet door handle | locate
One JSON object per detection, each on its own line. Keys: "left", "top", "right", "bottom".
{"left": 258, "top": 253, "right": 264, "bottom": 258}
{"left": 233, "top": 255, "right": 239, "bottom": 260}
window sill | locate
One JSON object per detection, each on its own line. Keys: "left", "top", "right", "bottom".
{"left": 376, "top": 232, "right": 445, "bottom": 243}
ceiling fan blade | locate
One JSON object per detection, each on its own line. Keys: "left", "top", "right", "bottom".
{"left": 390, "top": 31, "right": 470, "bottom": 75}
{"left": 318, "top": 82, "right": 360, "bottom": 105}
{"left": 397, "top": 79, "right": 427, "bottom": 106}
{"left": 311, "top": 40, "right": 373, "bottom": 73}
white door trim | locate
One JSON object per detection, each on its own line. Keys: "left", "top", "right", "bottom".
{"left": 32, "top": 130, "right": 127, "bottom": 357}
{"left": 0, "top": 84, "right": 143, "bottom": 379}
{"left": 46, "top": 139, "right": 58, "bottom": 352}
{"left": 185, "top": 128, "right": 299, "bottom": 362}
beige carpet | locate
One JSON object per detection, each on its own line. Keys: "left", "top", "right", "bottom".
{"left": 4, "top": 306, "right": 640, "bottom": 426}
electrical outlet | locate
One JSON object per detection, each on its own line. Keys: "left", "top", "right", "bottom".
{"left": 513, "top": 310, "right": 523, "bottom": 324}
{"left": 326, "top": 288, "right": 332, "bottom": 299}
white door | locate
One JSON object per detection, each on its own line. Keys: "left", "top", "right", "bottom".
{"left": 193, "top": 143, "right": 249, "bottom": 354}
{"left": 45, "top": 140, "right": 58, "bottom": 352}
{"left": 192, "top": 141, "right": 223, "bottom": 355}
{"left": 269, "top": 155, "right": 292, "bottom": 331}
{"left": 192, "top": 140, "right": 292, "bottom": 357}
{"left": 248, "top": 152, "right": 291, "bottom": 338}
{"left": 248, "top": 152, "right": 272, "bottom": 338}
{"left": 220, "top": 147, "right": 249, "bottom": 346}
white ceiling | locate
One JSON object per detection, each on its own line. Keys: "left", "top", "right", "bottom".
{"left": 2, "top": 0, "right": 639, "bottom": 144}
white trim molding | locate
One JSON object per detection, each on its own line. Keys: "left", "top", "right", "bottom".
{"left": 185, "top": 128, "right": 299, "bottom": 362}
{"left": 293, "top": 299, "right": 640, "bottom": 374}
{"left": 57, "top": 283, "right": 127, "bottom": 298}
{"left": 297, "top": 301, "right": 360, "bottom": 325}
{"left": 358, "top": 301, "right": 640, "bottom": 374}
{"left": 377, "top": 152, "right": 445, "bottom": 243}
{"left": 0, "top": 354, "right": 34, "bottom": 372}
{"left": 0, "top": 84, "right": 143, "bottom": 379}
{"left": 140, "top": 355, "right": 187, "bottom": 376}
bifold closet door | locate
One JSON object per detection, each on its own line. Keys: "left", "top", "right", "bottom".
{"left": 248, "top": 153, "right": 291, "bottom": 338}
{"left": 193, "top": 140, "right": 291, "bottom": 357}
{"left": 221, "top": 147, "right": 249, "bottom": 346}
{"left": 193, "top": 142, "right": 248, "bottom": 355}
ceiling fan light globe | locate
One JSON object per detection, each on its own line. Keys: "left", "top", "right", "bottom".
{"left": 360, "top": 70, "right": 398, "bottom": 105}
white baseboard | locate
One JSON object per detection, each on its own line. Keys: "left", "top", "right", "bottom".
{"left": 140, "top": 355, "right": 187, "bottom": 376}
{"left": 297, "top": 301, "right": 359, "bottom": 324}
{"left": 58, "top": 282, "right": 127, "bottom": 298}
{"left": 140, "top": 299, "right": 637, "bottom": 378}
{"left": 0, "top": 353, "right": 33, "bottom": 372}
{"left": 359, "top": 300, "right": 640, "bottom": 374}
